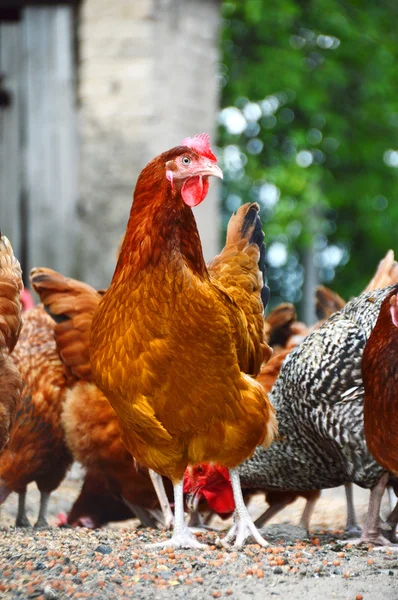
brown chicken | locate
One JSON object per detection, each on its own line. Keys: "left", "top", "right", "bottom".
{"left": 30, "top": 267, "right": 174, "bottom": 529}
{"left": 362, "top": 285, "right": 398, "bottom": 544}
{"left": 57, "top": 471, "right": 135, "bottom": 529}
{"left": 0, "top": 234, "right": 23, "bottom": 454}
{"left": 0, "top": 305, "right": 72, "bottom": 527}
{"left": 90, "top": 134, "right": 277, "bottom": 549}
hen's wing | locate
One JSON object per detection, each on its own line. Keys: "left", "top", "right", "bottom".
{"left": 30, "top": 268, "right": 102, "bottom": 383}
{"left": 364, "top": 250, "right": 398, "bottom": 292}
{"left": 208, "top": 202, "right": 271, "bottom": 375}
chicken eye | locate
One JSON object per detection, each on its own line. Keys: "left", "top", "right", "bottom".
{"left": 181, "top": 156, "right": 191, "bottom": 165}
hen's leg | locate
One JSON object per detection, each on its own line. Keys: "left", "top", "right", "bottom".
{"left": 148, "top": 480, "right": 206, "bottom": 549}
{"left": 381, "top": 498, "right": 398, "bottom": 543}
{"left": 122, "top": 497, "right": 158, "bottom": 529}
{"left": 298, "top": 494, "right": 319, "bottom": 531}
{"left": 220, "top": 468, "right": 268, "bottom": 548}
{"left": 15, "top": 490, "right": 31, "bottom": 528}
{"left": 344, "top": 483, "right": 362, "bottom": 537}
{"left": 344, "top": 472, "right": 395, "bottom": 546}
{"left": 149, "top": 469, "right": 174, "bottom": 530}
{"left": 254, "top": 502, "right": 286, "bottom": 528}
{"left": 388, "top": 486, "right": 397, "bottom": 512}
{"left": 34, "top": 491, "right": 50, "bottom": 528}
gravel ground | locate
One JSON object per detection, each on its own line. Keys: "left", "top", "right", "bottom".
{"left": 1, "top": 475, "right": 398, "bottom": 600}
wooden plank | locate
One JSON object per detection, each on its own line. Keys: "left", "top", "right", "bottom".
{"left": 22, "top": 5, "right": 78, "bottom": 276}
{"left": 0, "top": 20, "right": 23, "bottom": 264}
{"left": 0, "top": 1, "right": 78, "bottom": 9}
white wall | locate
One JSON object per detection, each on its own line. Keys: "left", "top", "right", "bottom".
{"left": 78, "top": 0, "right": 221, "bottom": 288}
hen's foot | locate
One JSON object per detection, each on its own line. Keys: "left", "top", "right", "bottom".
{"left": 343, "top": 525, "right": 362, "bottom": 538}
{"left": 15, "top": 515, "right": 31, "bottom": 528}
{"left": 343, "top": 533, "right": 395, "bottom": 547}
{"left": 34, "top": 517, "right": 49, "bottom": 529}
{"left": 218, "top": 517, "right": 268, "bottom": 549}
{"left": 148, "top": 530, "right": 207, "bottom": 550}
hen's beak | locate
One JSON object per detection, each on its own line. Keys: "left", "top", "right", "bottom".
{"left": 186, "top": 491, "right": 200, "bottom": 512}
{"left": 203, "top": 163, "right": 223, "bottom": 180}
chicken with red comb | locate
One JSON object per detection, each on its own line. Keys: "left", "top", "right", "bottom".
{"left": 90, "top": 134, "right": 277, "bottom": 549}
{"left": 184, "top": 464, "right": 235, "bottom": 520}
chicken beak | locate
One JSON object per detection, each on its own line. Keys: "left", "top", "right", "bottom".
{"left": 204, "top": 163, "right": 223, "bottom": 180}
{"left": 186, "top": 491, "right": 200, "bottom": 512}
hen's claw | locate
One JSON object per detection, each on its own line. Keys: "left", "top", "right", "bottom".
{"left": 148, "top": 531, "right": 207, "bottom": 550}
{"left": 344, "top": 525, "right": 362, "bottom": 538}
{"left": 34, "top": 517, "right": 49, "bottom": 529}
{"left": 219, "top": 518, "right": 268, "bottom": 549}
{"left": 15, "top": 515, "right": 31, "bottom": 528}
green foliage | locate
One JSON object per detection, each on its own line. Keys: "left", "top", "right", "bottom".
{"left": 219, "top": 0, "right": 398, "bottom": 308}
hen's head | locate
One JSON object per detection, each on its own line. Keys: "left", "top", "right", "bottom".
{"left": 184, "top": 463, "right": 235, "bottom": 518}
{"left": 163, "top": 133, "right": 223, "bottom": 207}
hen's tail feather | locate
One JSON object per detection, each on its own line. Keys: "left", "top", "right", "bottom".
{"left": 0, "top": 233, "right": 23, "bottom": 353}
{"left": 364, "top": 250, "right": 398, "bottom": 293}
{"left": 30, "top": 267, "right": 102, "bottom": 382}
{"left": 264, "top": 303, "right": 297, "bottom": 348}
{"left": 315, "top": 285, "right": 346, "bottom": 321}
{"left": 227, "top": 202, "right": 270, "bottom": 311}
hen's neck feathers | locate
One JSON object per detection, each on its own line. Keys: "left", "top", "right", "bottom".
{"left": 114, "top": 152, "right": 209, "bottom": 279}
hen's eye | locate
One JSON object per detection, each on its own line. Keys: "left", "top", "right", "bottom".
{"left": 182, "top": 156, "right": 191, "bottom": 165}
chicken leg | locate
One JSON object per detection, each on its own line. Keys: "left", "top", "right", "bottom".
{"left": 149, "top": 469, "right": 174, "bottom": 530}
{"left": 344, "top": 483, "right": 362, "bottom": 536}
{"left": 15, "top": 490, "right": 31, "bottom": 528}
{"left": 345, "top": 472, "right": 392, "bottom": 546}
{"left": 388, "top": 486, "right": 397, "bottom": 512}
{"left": 254, "top": 500, "right": 290, "bottom": 529}
{"left": 149, "top": 480, "right": 206, "bottom": 549}
{"left": 220, "top": 468, "right": 268, "bottom": 548}
{"left": 298, "top": 494, "right": 319, "bottom": 531}
{"left": 34, "top": 491, "right": 51, "bottom": 528}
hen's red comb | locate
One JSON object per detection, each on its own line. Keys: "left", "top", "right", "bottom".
{"left": 181, "top": 133, "right": 217, "bottom": 162}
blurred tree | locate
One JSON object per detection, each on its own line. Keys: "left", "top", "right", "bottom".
{"left": 218, "top": 0, "right": 398, "bottom": 320}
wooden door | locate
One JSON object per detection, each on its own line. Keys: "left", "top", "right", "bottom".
{"left": 0, "top": 5, "right": 78, "bottom": 281}
{"left": 0, "top": 11, "right": 23, "bottom": 266}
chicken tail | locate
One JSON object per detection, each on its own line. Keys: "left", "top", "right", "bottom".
{"left": 0, "top": 233, "right": 23, "bottom": 354}
{"left": 30, "top": 267, "right": 102, "bottom": 382}
{"left": 226, "top": 202, "right": 270, "bottom": 309}
{"left": 315, "top": 285, "right": 346, "bottom": 321}
{"left": 264, "top": 303, "right": 297, "bottom": 347}
{"left": 364, "top": 250, "right": 398, "bottom": 292}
